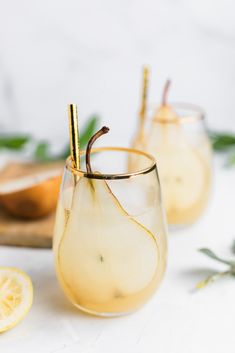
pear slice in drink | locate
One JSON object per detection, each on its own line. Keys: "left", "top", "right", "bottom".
{"left": 132, "top": 79, "right": 210, "bottom": 223}
{"left": 155, "top": 140, "right": 207, "bottom": 210}
{"left": 146, "top": 122, "right": 210, "bottom": 223}
{"left": 57, "top": 176, "right": 160, "bottom": 307}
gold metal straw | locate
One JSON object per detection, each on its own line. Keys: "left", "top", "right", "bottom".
{"left": 68, "top": 104, "right": 80, "bottom": 170}
{"left": 139, "top": 66, "right": 149, "bottom": 133}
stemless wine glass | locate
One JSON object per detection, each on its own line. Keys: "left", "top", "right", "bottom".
{"left": 145, "top": 103, "right": 212, "bottom": 227}
{"left": 53, "top": 147, "right": 167, "bottom": 317}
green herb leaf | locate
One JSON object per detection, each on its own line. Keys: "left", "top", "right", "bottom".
{"left": 196, "top": 270, "right": 231, "bottom": 289}
{"left": 209, "top": 131, "right": 235, "bottom": 151}
{"left": 0, "top": 135, "right": 30, "bottom": 150}
{"left": 198, "top": 248, "right": 234, "bottom": 266}
{"left": 226, "top": 151, "right": 235, "bottom": 167}
{"left": 79, "top": 115, "right": 100, "bottom": 149}
{"left": 0, "top": 115, "right": 100, "bottom": 162}
{"left": 196, "top": 242, "right": 235, "bottom": 289}
{"left": 33, "top": 115, "right": 100, "bottom": 162}
{"left": 34, "top": 141, "right": 51, "bottom": 162}
{"left": 59, "top": 115, "right": 100, "bottom": 160}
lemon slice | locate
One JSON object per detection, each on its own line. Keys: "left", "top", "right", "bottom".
{"left": 0, "top": 267, "right": 33, "bottom": 333}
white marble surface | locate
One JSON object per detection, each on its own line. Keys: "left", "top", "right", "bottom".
{"left": 0, "top": 0, "right": 235, "bottom": 146}
{"left": 0, "top": 164, "right": 235, "bottom": 353}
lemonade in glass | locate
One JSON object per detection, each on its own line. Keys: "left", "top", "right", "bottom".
{"left": 129, "top": 79, "right": 212, "bottom": 227}
{"left": 53, "top": 119, "right": 167, "bottom": 316}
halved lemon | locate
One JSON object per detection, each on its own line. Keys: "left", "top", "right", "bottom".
{"left": 0, "top": 267, "right": 33, "bottom": 333}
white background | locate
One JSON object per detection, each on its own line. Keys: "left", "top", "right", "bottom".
{"left": 0, "top": 0, "right": 235, "bottom": 145}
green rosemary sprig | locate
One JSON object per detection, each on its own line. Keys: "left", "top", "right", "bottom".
{"left": 33, "top": 115, "right": 99, "bottom": 162}
{"left": 196, "top": 242, "right": 235, "bottom": 289}
{"left": 0, "top": 115, "right": 99, "bottom": 162}
{"left": 209, "top": 131, "right": 235, "bottom": 151}
{"left": 209, "top": 130, "right": 235, "bottom": 167}
{"left": 227, "top": 151, "right": 235, "bottom": 167}
{"left": 0, "top": 135, "right": 30, "bottom": 150}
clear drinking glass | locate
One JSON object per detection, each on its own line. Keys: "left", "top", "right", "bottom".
{"left": 53, "top": 147, "right": 167, "bottom": 316}
{"left": 139, "top": 103, "right": 212, "bottom": 227}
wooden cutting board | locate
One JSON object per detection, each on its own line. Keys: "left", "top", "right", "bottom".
{"left": 0, "top": 161, "right": 64, "bottom": 248}
{"left": 0, "top": 208, "right": 55, "bottom": 248}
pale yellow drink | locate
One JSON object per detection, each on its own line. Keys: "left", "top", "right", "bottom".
{"left": 53, "top": 151, "right": 167, "bottom": 316}
{"left": 129, "top": 77, "right": 212, "bottom": 226}
{"left": 129, "top": 100, "right": 212, "bottom": 226}
{"left": 146, "top": 122, "right": 212, "bottom": 225}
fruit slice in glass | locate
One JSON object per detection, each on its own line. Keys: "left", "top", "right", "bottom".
{"left": 145, "top": 103, "right": 212, "bottom": 226}
{"left": 129, "top": 78, "right": 212, "bottom": 227}
{"left": 53, "top": 147, "right": 167, "bottom": 316}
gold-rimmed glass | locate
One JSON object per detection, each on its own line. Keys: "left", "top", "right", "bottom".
{"left": 53, "top": 147, "right": 167, "bottom": 317}
{"left": 130, "top": 103, "right": 212, "bottom": 227}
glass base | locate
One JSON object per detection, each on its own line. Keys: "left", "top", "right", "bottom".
{"left": 72, "top": 302, "right": 138, "bottom": 318}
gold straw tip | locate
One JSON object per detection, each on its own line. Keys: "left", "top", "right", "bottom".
{"left": 68, "top": 104, "right": 78, "bottom": 114}
{"left": 143, "top": 65, "right": 150, "bottom": 76}
{"left": 68, "top": 104, "right": 78, "bottom": 122}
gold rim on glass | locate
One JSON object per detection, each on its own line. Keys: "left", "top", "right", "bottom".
{"left": 66, "top": 146, "right": 156, "bottom": 180}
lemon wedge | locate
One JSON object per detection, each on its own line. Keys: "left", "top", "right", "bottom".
{"left": 0, "top": 267, "right": 33, "bottom": 333}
